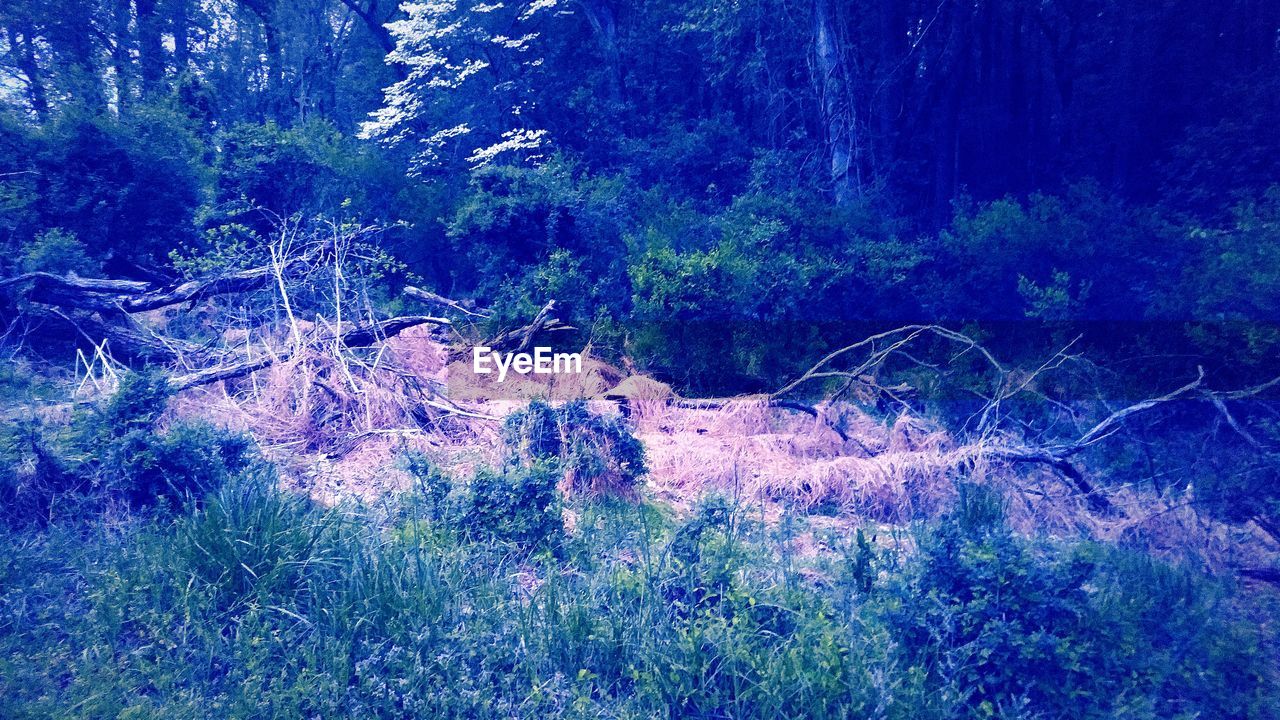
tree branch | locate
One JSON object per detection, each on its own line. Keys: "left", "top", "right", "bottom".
{"left": 169, "top": 314, "right": 452, "bottom": 392}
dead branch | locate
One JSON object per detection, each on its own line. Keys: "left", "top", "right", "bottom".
{"left": 774, "top": 325, "right": 1279, "bottom": 517}
{"left": 170, "top": 314, "right": 452, "bottom": 392}
{"left": 442, "top": 298, "right": 574, "bottom": 363}
{"left": 986, "top": 446, "right": 1115, "bottom": 514}
{"left": 404, "top": 285, "right": 490, "bottom": 319}
{"left": 0, "top": 260, "right": 310, "bottom": 314}
{"left": 1050, "top": 368, "right": 1207, "bottom": 457}
{"left": 170, "top": 355, "right": 277, "bottom": 392}
{"left": 338, "top": 315, "right": 452, "bottom": 348}
{"left": 772, "top": 325, "right": 1006, "bottom": 399}
{"left": 486, "top": 299, "right": 573, "bottom": 353}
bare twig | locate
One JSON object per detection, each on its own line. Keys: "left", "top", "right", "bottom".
{"left": 404, "top": 285, "right": 490, "bottom": 319}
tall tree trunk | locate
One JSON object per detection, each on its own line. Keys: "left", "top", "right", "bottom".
{"left": 12, "top": 26, "right": 50, "bottom": 120}
{"left": 930, "top": 4, "right": 971, "bottom": 225}
{"left": 932, "top": 85, "right": 961, "bottom": 224}
{"left": 241, "top": 0, "right": 285, "bottom": 111}
{"left": 135, "top": 0, "right": 167, "bottom": 95}
{"left": 577, "top": 0, "right": 624, "bottom": 104}
{"left": 110, "top": 0, "right": 133, "bottom": 110}
{"left": 1110, "top": 1, "right": 1137, "bottom": 188}
{"left": 264, "top": 22, "right": 283, "bottom": 107}
{"left": 812, "top": 0, "right": 859, "bottom": 203}
{"left": 171, "top": 0, "right": 191, "bottom": 69}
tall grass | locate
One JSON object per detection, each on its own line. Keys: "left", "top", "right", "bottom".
{"left": 1, "top": 476, "right": 1275, "bottom": 719}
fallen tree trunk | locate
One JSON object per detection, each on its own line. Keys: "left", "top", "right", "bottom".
{"left": 32, "top": 306, "right": 212, "bottom": 364}
{"left": 170, "top": 355, "right": 276, "bottom": 392}
{"left": 337, "top": 314, "right": 451, "bottom": 348}
{"left": 1, "top": 262, "right": 299, "bottom": 314}
{"left": 444, "top": 298, "right": 575, "bottom": 363}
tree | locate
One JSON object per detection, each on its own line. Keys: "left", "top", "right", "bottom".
{"left": 360, "top": 0, "right": 560, "bottom": 174}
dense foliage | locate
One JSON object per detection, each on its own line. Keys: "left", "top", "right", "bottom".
{"left": 504, "top": 398, "right": 648, "bottom": 496}
{"left": 1, "top": 0, "right": 1276, "bottom": 389}
{"left": 1, "top": 470, "right": 1274, "bottom": 718}
{"left": 0, "top": 370, "right": 254, "bottom": 525}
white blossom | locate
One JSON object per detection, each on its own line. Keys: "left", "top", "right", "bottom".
{"left": 359, "top": 0, "right": 554, "bottom": 173}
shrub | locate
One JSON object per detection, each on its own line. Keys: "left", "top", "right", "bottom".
{"left": 503, "top": 398, "right": 647, "bottom": 497}
{"left": 463, "top": 460, "right": 563, "bottom": 548}
{"left": 0, "top": 420, "right": 86, "bottom": 528}
{"left": 879, "top": 484, "right": 1276, "bottom": 718}
{"left": 89, "top": 370, "right": 253, "bottom": 508}
{"left": 18, "top": 228, "right": 101, "bottom": 276}
{"left": 1, "top": 477, "right": 1275, "bottom": 719}
{"left": 0, "top": 370, "right": 255, "bottom": 525}
{"left": 107, "top": 420, "right": 254, "bottom": 509}
{"left": 401, "top": 450, "right": 455, "bottom": 526}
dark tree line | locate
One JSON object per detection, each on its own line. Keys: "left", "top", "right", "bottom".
{"left": 3, "top": 1, "right": 1275, "bottom": 211}
{"left": 0, "top": 0, "right": 1277, "bottom": 389}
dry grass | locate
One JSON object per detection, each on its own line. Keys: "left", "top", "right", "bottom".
{"left": 172, "top": 325, "right": 498, "bottom": 503}
{"left": 163, "top": 331, "right": 1279, "bottom": 574}
{"left": 633, "top": 396, "right": 964, "bottom": 520}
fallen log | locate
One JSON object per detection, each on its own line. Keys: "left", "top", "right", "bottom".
{"left": 1236, "top": 566, "right": 1280, "bottom": 587}
{"left": 337, "top": 314, "right": 452, "bottom": 348}
{"left": 444, "top": 298, "right": 574, "bottom": 363}
{"left": 33, "top": 306, "right": 212, "bottom": 364}
{"left": 1, "top": 262, "right": 300, "bottom": 314}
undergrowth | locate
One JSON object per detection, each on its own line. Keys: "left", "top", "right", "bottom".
{"left": 0, "top": 377, "right": 1275, "bottom": 717}
{"left": 0, "top": 468, "right": 1275, "bottom": 719}
{"left": 503, "top": 398, "right": 647, "bottom": 497}
{"left": 0, "top": 369, "right": 254, "bottom": 526}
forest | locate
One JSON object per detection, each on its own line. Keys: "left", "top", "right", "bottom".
{"left": 1, "top": 0, "right": 1279, "bottom": 717}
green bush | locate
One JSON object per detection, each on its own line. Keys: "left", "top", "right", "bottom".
{"left": 503, "top": 398, "right": 647, "bottom": 497}
{"left": 18, "top": 228, "right": 100, "bottom": 276}
{"left": 89, "top": 370, "right": 254, "bottom": 509}
{"left": 175, "top": 470, "right": 335, "bottom": 615}
{"left": 0, "top": 420, "right": 86, "bottom": 527}
{"left": 879, "top": 484, "right": 1275, "bottom": 718}
{"left": 0, "top": 370, "right": 254, "bottom": 526}
{"left": 401, "top": 450, "right": 455, "bottom": 526}
{"left": 463, "top": 461, "right": 563, "bottom": 548}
